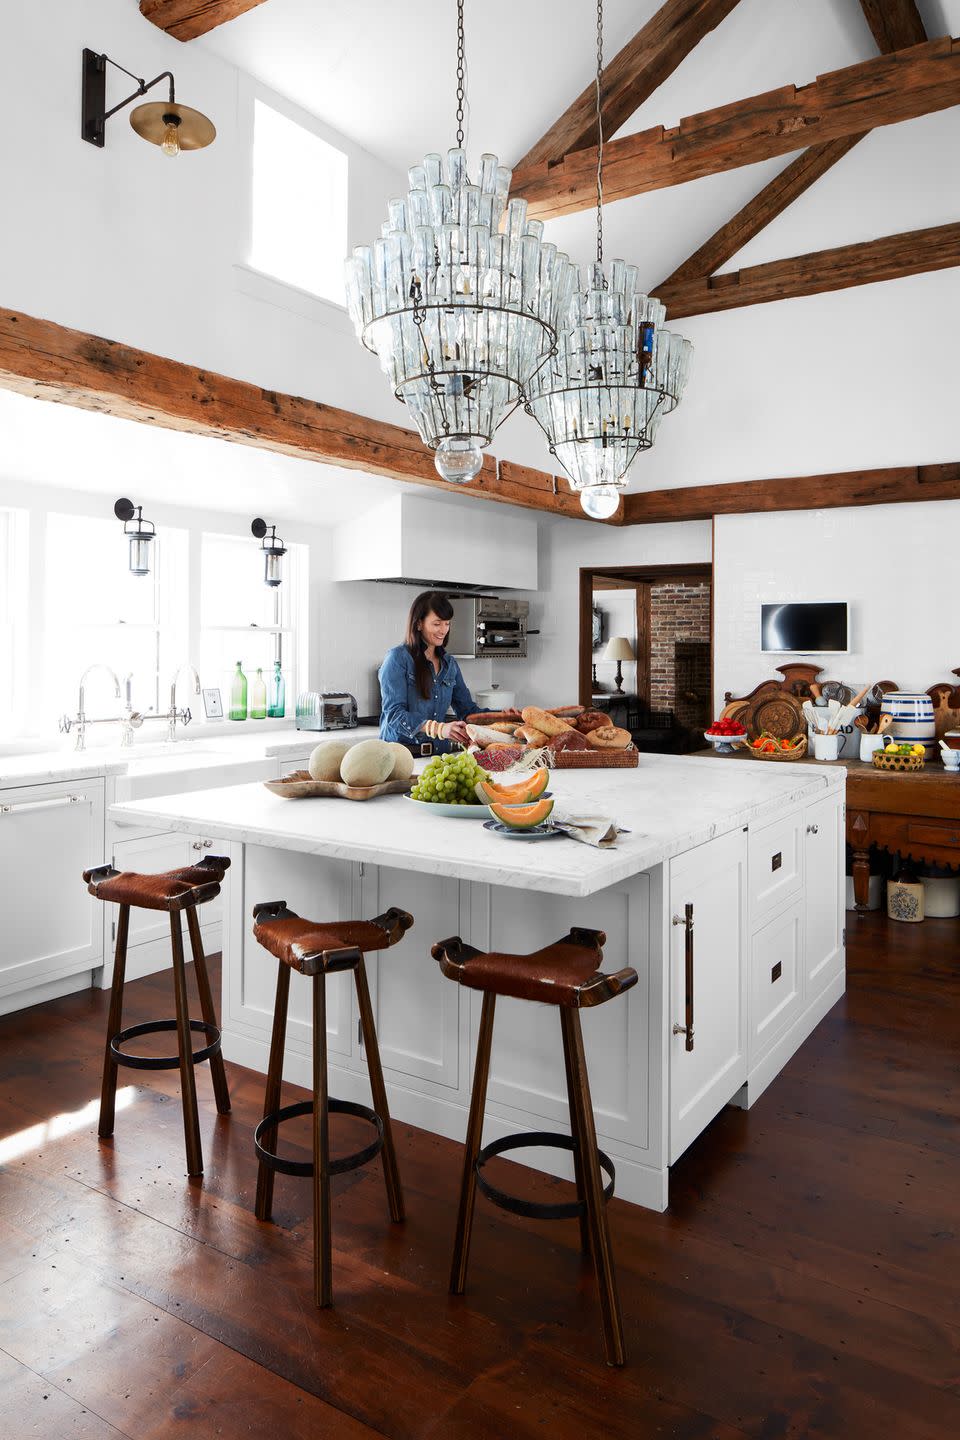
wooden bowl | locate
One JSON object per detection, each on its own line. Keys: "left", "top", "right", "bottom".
{"left": 871, "top": 749, "right": 924, "bottom": 773}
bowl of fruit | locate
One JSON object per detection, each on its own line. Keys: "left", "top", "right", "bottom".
{"left": 704, "top": 718, "right": 747, "bottom": 754}
{"left": 872, "top": 741, "right": 925, "bottom": 773}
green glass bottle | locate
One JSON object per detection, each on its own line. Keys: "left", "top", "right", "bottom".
{"left": 229, "top": 662, "right": 248, "bottom": 721}
{"left": 250, "top": 667, "right": 267, "bottom": 720}
{"left": 267, "top": 659, "right": 285, "bottom": 718}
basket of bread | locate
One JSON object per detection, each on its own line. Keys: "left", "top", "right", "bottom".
{"left": 464, "top": 706, "right": 638, "bottom": 769}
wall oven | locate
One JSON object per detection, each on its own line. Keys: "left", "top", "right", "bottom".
{"left": 447, "top": 597, "right": 530, "bottom": 660}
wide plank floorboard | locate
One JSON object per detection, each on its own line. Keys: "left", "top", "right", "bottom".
{"left": 0, "top": 911, "right": 957, "bottom": 1438}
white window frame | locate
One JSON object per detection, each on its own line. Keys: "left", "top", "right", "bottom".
{"left": 0, "top": 508, "right": 28, "bottom": 738}
{"left": 234, "top": 74, "right": 353, "bottom": 333}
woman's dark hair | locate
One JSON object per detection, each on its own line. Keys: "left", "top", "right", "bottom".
{"left": 405, "top": 590, "right": 454, "bottom": 700}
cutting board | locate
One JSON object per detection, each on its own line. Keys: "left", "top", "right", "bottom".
{"left": 742, "top": 691, "right": 805, "bottom": 743}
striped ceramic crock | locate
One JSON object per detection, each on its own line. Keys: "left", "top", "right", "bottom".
{"left": 880, "top": 692, "right": 936, "bottom": 742}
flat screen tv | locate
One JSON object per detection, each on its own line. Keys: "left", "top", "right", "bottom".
{"left": 760, "top": 602, "right": 848, "bottom": 654}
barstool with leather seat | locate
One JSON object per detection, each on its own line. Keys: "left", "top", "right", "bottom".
{"left": 250, "top": 901, "right": 413, "bottom": 1308}
{"left": 431, "top": 926, "right": 636, "bottom": 1367}
{"left": 83, "top": 854, "right": 232, "bottom": 1178}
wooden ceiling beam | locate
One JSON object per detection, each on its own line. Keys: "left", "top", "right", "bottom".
{"left": 511, "top": 35, "right": 960, "bottom": 217}
{"left": 621, "top": 462, "right": 960, "bottom": 524}
{"left": 858, "top": 0, "right": 928, "bottom": 53}
{"left": 515, "top": 0, "right": 742, "bottom": 170}
{"left": 656, "top": 219, "right": 960, "bottom": 317}
{"left": 658, "top": 9, "right": 928, "bottom": 290}
{"left": 0, "top": 308, "right": 600, "bottom": 522}
{"left": 656, "top": 135, "right": 865, "bottom": 287}
{"left": 139, "top": 1, "right": 268, "bottom": 42}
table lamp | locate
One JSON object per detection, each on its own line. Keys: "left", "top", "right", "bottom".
{"left": 603, "top": 636, "right": 635, "bottom": 694}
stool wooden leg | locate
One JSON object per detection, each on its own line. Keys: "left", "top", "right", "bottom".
{"left": 560, "top": 1009, "right": 592, "bottom": 1257}
{"left": 99, "top": 904, "right": 130, "bottom": 1139}
{"left": 561, "top": 1008, "right": 625, "bottom": 1366}
{"left": 185, "top": 907, "right": 231, "bottom": 1116}
{"left": 255, "top": 963, "right": 290, "bottom": 1223}
{"left": 354, "top": 957, "right": 404, "bottom": 1224}
{"left": 450, "top": 992, "right": 496, "bottom": 1296}
{"left": 170, "top": 912, "right": 204, "bottom": 1178}
{"left": 312, "top": 973, "right": 333, "bottom": 1308}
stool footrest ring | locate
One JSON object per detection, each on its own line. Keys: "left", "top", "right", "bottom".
{"left": 110, "top": 1018, "right": 222, "bottom": 1072}
{"left": 475, "top": 1131, "right": 615, "bottom": 1220}
{"left": 254, "top": 1098, "right": 384, "bottom": 1178}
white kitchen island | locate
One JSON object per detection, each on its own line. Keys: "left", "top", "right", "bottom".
{"left": 110, "top": 755, "right": 846, "bottom": 1211}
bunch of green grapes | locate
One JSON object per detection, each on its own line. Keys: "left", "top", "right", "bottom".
{"left": 410, "top": 750, "right": 486, "bottom": 805}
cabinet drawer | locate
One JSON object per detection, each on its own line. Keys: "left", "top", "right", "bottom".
{"left": 749, "top": 810, "right": 803, "bottom": 924}
{"left": 750, "top": 900, "right": 803, "bottom": 1064}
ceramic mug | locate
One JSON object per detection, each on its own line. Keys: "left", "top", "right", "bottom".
{"left": 813, "top": 732, "right": 840, "bottom": 761}
{"left": 880, "top": 692, "right": 936, "bottom": 743}
{"left": 859, "top": 733, "right": 885, "bottom": 762}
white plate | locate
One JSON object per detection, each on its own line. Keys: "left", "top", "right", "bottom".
{"left": 482, "top": 819, "right": 563, "bottom": 841}
{"left": 403, "top": 794, "right": 489, "bottom": 819}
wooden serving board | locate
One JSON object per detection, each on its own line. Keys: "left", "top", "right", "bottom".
{"left": 264, "top": 771, "right": 411, "bottom": 801}
{"left": 743, "top": 690, "right": 805, "bottom": 742}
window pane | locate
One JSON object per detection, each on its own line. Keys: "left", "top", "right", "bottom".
{"left": 201, "top": 533, "right": 281, "bottom": 628}
{"left": 47, "top": 514, "right": 159, "bottom": 627}
{"left": 199, "top": 630, "right": 289, "bottom": 708}
{"left": 250, "top": 99, "right": 348, "bottom": 303}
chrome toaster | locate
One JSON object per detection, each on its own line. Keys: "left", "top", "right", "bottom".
{"left": 295, "top": 691, "right": 358, "bottom": 731}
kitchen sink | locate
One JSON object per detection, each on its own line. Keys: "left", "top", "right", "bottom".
{"left": 112, "top": 750, "right": 277, "bottom": 803}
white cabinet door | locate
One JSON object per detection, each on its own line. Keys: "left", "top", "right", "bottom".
{"left": 749, "top": 899, "right": 804, "bottom": 1064}
{"left": 362, "top": 864, "right": 461, "bottom": 1090}
{"left": 669, "top": 828, "right": 747, "bottom": 1164}
{"left": 804, "top": 792, "right": 844, "bottom": 999}
{"left": 0, "top": 779, "right": 105, "bottom": 1000}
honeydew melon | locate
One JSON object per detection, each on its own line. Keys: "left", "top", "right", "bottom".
{"left": 386, "top": 742, "right": 414, "bottom": 783}
{"left": 488, "top": 797, "right": 555, "bottom": 830}
{"left": 340, "top": 738, "right": 394, "bottom": 787}
{"left": 308, "top": 740, "right": 353, "bottom": 782}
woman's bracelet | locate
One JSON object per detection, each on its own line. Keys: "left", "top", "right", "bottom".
{"left": 422, "top": 719, "right": 445, "bottom": 740}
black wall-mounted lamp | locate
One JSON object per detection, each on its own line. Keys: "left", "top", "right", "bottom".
{"left": 251, "top": 519, "right": 287, "bottom": 587}
{"left": 81, "top": 48, "right": 216, "bottom": 154}
{"left": 115, "top": 498, "right": 156, "bottom": 577}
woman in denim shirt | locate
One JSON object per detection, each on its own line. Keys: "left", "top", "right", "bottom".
{"left": 379, "top": 592, "right": 480, "bottom": 752}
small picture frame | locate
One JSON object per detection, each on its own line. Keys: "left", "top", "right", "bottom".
{"left": 591, "top": 606, "right": 605, "bottom": 650}
{"left": 202, "top": 687, "right": 224, "bottom": 720}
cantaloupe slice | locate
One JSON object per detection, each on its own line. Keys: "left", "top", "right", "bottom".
{"left": 488, "top": 797, "right": 555, "bottom": 830}
{"left": 475, "top": 768, "right": 549, "bottom": 807}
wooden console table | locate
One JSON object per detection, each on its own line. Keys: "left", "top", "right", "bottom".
{"left": 699, "top": 751, "right": 960, "bottom": 908}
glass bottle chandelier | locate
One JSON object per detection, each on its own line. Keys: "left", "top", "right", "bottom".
{"left": 345, "top": 1, "right": 575, "bottom": 484}
{"left": 525, "top": 0, "right": 693, "bottom": 518}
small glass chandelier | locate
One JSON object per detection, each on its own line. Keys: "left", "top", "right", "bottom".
{"left": 345, "top": 1, "right": 575, "bottom": 484}
{"left": 525, "top": 0, "right": 693, "bottom": 518}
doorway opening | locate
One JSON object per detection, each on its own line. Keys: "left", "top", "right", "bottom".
{"left": 579, "top": 563, "right": 713, "bottom": 754}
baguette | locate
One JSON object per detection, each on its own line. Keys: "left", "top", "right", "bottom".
{"left": 520, "top": 706, "right": 575, "bottom": 738}
{"left": 516, "top": 724, "right": 550, "bottom": 746}
{"left": 465, "top": 709, "right": 522, "bottom": 724}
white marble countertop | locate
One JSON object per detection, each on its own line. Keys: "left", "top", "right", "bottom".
{"left": 109, "top": 755, "right": 844, "bottom": 898}
{"left": 0, "top": 726, "right": 381, "bottom": 790}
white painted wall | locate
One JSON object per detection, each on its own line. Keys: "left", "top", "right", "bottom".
{"left": 592, "top": 590, "right": 638, "bottom": 697}
{"left": 713, "top": 501, "right": 960, "bottom": 713}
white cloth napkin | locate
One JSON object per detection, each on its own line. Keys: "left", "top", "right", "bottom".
{"left": 550, "top": 808, "right": 626, "bottom": 848}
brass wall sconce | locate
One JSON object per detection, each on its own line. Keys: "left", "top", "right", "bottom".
{"left": 81, "top": 48, "right": 216, "bottom": 154}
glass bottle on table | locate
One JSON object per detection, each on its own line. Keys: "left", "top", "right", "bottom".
{"left": 267, "top": 659, "right": 285, "bottom": 718}
{"left": 229, "top": 662, "right": 248, "bottom": 721}
{"left": 250, "top": 667, "right": 267, "bottom": 719}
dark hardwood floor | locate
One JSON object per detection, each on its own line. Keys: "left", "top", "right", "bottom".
{"left": 0, "top": 912, "right": 957, "bottom": 1439}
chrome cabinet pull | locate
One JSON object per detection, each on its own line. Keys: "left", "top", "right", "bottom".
{"left": 0, "top": 793, "right": 85, "bottom": 815}
{"left": 192, "top": 839, "right": 214, "bottom": 850}
{"left": 671, "top": 902, "right": 695, "bottom": 1051}
{"left": 806, "top": 823, "right": 819, "bottom": 835}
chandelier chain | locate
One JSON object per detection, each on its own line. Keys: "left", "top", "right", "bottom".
{"left": 456, "top": 0, "right": 466, "bottom": 148}
{"left": 595, "top": 0, "right": 604, "bottom": 265}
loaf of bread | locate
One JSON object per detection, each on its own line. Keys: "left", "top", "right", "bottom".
{"left": 521, "top": 706, "right": 575, "bottom": 738}
{"left": 488, "top": 721, "right": 519, "bottom": 734}
{"left": 575, "top": 710, "right": 609, "bottom": 734}
{"left": 585, "top": 725, "right": 632, "bottom": 750}
{"left": 547, "top": 728, "right": 591, "bottom": 753}
{"left": 465, "top": 710, "right": 523, "bottom": 724}
{"left": 516, "top": 724, "right": 550, "bottom": 746}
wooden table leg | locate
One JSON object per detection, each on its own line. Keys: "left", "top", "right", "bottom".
{"left": 852, "top": 847, "right": 872, "bottom": 911}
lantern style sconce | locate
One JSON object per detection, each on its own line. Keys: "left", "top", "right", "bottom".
{"left": 115, "top": 498, "right": 156, "bottom": 577}
{"left": 81, "top": 48, "right": 216, "bottom": 154}
{"left": 251, "top": 519, "right": 287, "bottom": 587}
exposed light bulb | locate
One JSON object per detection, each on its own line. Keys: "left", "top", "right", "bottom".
{"left": 434, "top": 438, "right": 483, "bottom": 484}
{"left": 580, "top": 486, "right": 621, "bottom": 520}
{"left": 160, "top": 121, "right": 181, "bottom": 158}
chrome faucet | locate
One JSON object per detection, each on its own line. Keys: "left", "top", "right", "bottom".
{"left": 60, "top": 665, "right": 123, "bottom": 751}
{"left": 168, "top": 665, "right": 201, "bottom": 742}
{"left": 120, "top": 673, "right": 144, "bottom": 747}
